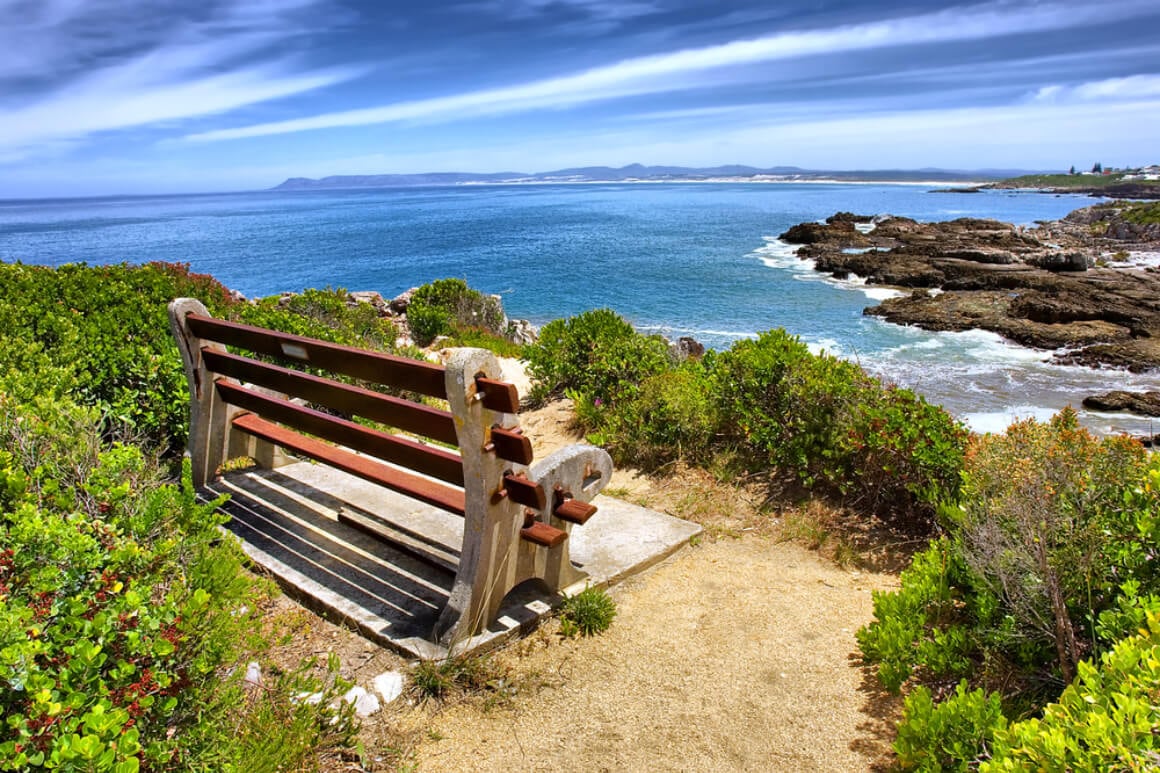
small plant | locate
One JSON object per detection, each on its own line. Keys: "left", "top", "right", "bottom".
{"left": 411, "top": 655, "right": 502, "bottom": 701}
{"left": 559, "top": 586, "right": 617, "bottom": 637}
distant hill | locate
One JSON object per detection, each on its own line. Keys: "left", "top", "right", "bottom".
{"left": 271, "top": 164, "right": 1023, "bottom": 191}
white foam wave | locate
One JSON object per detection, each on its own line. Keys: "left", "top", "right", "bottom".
{"left": 1107, "top": 251, "right": 1160, "bottom": 269}
{"left": 755, "top": 237, "right": 906, "bottom": 301}
{"left": 854, "top": 222, "right": 877, "bottom": 234}
{"left": 755, "top": 237, "right": 814, "bottom": 272}
{"left": 962, "top": 406, "right": 1061, "bottom": 434}
{"left": 806, "top": 338, "right": 843, "bottom": 356}
{"left": 861, "top": 287, "right": 906, "bottom": 301}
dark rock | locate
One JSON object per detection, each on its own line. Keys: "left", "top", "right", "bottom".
{"left": 827, "top": 211, "right": 873, "bottom": 224}
{"left": 1028, "top": 252, "right": 1091, "bottom": 272}
{"left": 389, "top": 288, "right": 418, "bottom": 314}
{"left": 669, "top": 336, "right": 705, "bottom": 361}
{"left": 349, "top": 290, "right": 390, "bottom": 315}
{"left": 781, "top": 205, "right": 1160, "bottom": 372}
{"left": 1081, "top": 391, "right": 1160, "bottom": 416}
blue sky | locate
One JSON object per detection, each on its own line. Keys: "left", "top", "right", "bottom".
{"left": 1, "top": 0, "right": 1158, "bottom": 197}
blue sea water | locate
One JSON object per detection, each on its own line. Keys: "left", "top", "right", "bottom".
{"left": 2, "top": 182, "right": 1159, "bottom": 435}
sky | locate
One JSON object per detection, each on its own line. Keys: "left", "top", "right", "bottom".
{"left": 1, "top": 0, "right": 1158, "bottom": 197}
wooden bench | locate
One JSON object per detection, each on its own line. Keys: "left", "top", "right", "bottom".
{"left": 168, "top": 298, "right": 612, "bottom": 646}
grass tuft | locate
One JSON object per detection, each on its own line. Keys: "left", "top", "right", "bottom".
{"left": 559, "top": 586, "right": 617, "bottom": 637}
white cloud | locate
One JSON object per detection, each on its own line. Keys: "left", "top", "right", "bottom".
{"left": 185, "top": 0, "right": 1160, "bottom": 143}
{"left": 479, "top": 0, "right": 660, "bottom": 20}
{"left": 1031, "top": 74, "right": 1160, "bottom": 103}
{"left": 0, "top": 0, "right": 360, "bottom": 160}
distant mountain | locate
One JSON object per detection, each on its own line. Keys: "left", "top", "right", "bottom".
{"left": 271, "top": 164, "right": 1025, "bottom": 191}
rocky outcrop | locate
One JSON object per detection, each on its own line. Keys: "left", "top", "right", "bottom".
{"left": 780, "top": 203, "right": 1160, "bottom": 372}
{"left": 668, "top": 336, "right": 706, "bottom": 361}
{"left": 1082, "top": 391, "right": 1160, "bottom": 416}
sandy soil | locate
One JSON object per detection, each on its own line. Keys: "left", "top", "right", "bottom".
{"left": 412, "top": 537, "right": 901, "bottom": 772}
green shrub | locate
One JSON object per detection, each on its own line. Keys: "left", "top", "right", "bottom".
{"left": 525, "top": 308, "right": 670, "bottom": 407}
{"left": 951, "top": 409, "right": 1155, "bottom": 684}
{"left": 406, "top": 278, "right": 505, "bottom": 347}
{"left": 859, "top": 410, "right": 1160, "bottom": 769}
{"left": 983, "top": 609, "right": 1160, "bottom": 771}
{"left": 526, "top": 317, "right": 965, "bottom": 529}
{"left": 595, "top": 359, "right": 719, "bottom": 466}
{"left": 712, "top": 330, "right": 965, "bottom": 528}
{"left": 0, "top": 261, "right": 236, "bottom": 455}
{"left": 856, "top": 539, "right": 977, "bottom": 692}
{"left": 894, "top": 682, "right": 1007, "bottom": 772}
{"left": 239, "top": 287, "right": 400, "bottom": 353}
{"left": 559, "top": 586, "right": 617, "bottom": 637}
{"left": 0, "top": 392, "right": 354, "bottom": 770}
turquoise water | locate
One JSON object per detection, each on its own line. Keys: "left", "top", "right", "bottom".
{"left": 2, "top": 183, "right": 1158, "bottom": 435}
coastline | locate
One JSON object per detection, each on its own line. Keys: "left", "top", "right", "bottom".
{"left": 776, "top": 202, "right": 1160, "bottom": 433}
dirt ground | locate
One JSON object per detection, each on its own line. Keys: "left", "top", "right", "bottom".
{"left": 258, "top": 394, "right": 907, "bottom": 771}
{"left": 411, "top": 537, "right": 901, "bottom": 772}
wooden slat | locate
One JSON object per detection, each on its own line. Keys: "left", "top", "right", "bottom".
{"left": 490, "top": 427, "right": 533, "bottom": 465}
{"left": 555, "top": 498, "right": 598, "bottom": 525}
{"left": 477, "top": 377, "right": 520, "bottom": 413}
{"left": 520, "top": 521, "right": 567, "bottom": 548}
{"left": 187, "top": 313, "right": 447, "bottom": 397}
{"left": 231, "top": 413, "right": 466, "bottom": 516}
{"left": 203, "top": 349, "right": 458, "bottom": 445}
{"left": 503, "top": 473, "right": 546, "bottom": 510}
{"left": 217, "top": 381, "right": 464, "bottom": 486}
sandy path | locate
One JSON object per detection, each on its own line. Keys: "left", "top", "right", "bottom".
{"left": 412, "top": 537, "right": 901, "bottom": 772}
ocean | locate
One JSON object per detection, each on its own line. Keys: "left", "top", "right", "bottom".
{"left": 2, "top": 182, "right": 1158, "bottom": 436}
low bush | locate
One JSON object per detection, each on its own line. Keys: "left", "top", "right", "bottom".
{"left": 593, "top": 359, "right": 719, "bottom": 467}
{"left": 406, "top": 278, "right": 505, "bottom": 347}
{"left": 559, "top": 586, "right": 617, "bottom": 637}
{"left": 855, "top": 539, "right": 975, "bottom": 693}
{"left": 893, "top": 682, "right": 1006, "bottom": 772}
{"left": 858, "top": 409, "right": 1160, "bottom": 768}
{"left": 983, "top": 609, "right": 1160, "bottom": 771}
{"left": 0, "top": 263, "right": 421, "bottom": 457}
{"left": 0, "top": 392, "right": 354, "bottom": 769}
{"left": 524, "top": 308, "right": 671, "bottom": 407}
{"left": 239, "top": 287, "right": 401, "bottom": 353}
{"left": 0, "top": 262, "right": 235, "bottom": 456}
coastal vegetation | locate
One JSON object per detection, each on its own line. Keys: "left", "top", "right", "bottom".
{"left": 0, "top": 262, "right": 401, "bottom": 769}
{"left": 992, "top": 172, "right": 1132, "bottom": 189}
{"left": 527, "top": 309, "right": 967, "bottom": 532}
{"left": 3, "top": 260, "right": 1159, "bottom": 769}
{"left": 858, "top": 410, "right": 1160, "bottom": 769}
{"left": 403, "top": 277, "right": 522, "bottom": 356}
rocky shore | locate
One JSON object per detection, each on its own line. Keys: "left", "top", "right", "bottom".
{"left": 780, "top": 202, "right": 1160, "bottom": 379}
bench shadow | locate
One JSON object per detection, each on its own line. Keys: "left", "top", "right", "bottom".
{"left": 208, "top": 468, "right": 456, "bottom": 642}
